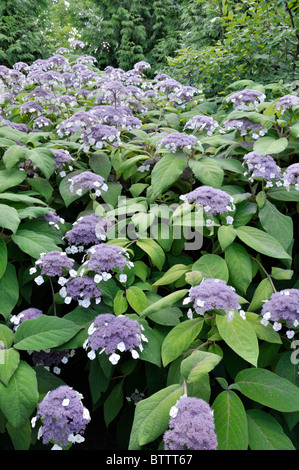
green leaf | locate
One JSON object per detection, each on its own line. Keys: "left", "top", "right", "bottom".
{"left": 0, "top": 238, "right": 7, "bottom": 279}
{"left": 193, "top": 254, "right": 229, "bottom": 281}
{"left": 253, "top": 136, "right": 288, "bottom": 155}
{"left": 136, "top": 238, "right": 165, "bottom": 271}
{"left": 27, "top": 177, "right": 53, "bottom": 201}
{"left": 235, "top": 226, "right": 291, "bottom": 259}
{"left": 259, "top": 200, "right": 293, "bottom": 251}
{"left": 90, "top": 152, "right": 112, "bottom": 180}
{"left": 126, "top": 286, "right": 148, "bottom": 314}
{"left": 0, "top": 168, "right": 26, "bottom": 193}
{"left": 147, "top": 307, "right": 182, "bottom": 326}
{"left": 0, "top": 204, "right": 20, "bottom": 234}
{"left": 225, "top": 243, "right": 252, "bottom": 295}
{"left": 217, "top": 225, "right": 236, "bottom": 251}
{"left": 6, "top": 419, "right": 32, "bottom": 450}
{"left": 3, "top": 145, "right": 27, "bottom": 170}
{"left": 59, "top": 170, "right": 87, "bottom": 207}
{"left": 11, "top": 229, "right": 61, "bottom": 259}
{"left": 140, "top": 289, "right": 189, "bottom": 318}
{"left": 271, "top": 267, "right": 293, "bottom": 280}
{"left": 104, "top": 381, "right": 124, "bottom": 427}
{"left": 231, "top": 368, "right": 299, "bottom": 412}
{"left": 212, "top": 390, "right": 248, "bottom": 450}
{"left": 0, "top": 361, "right": 39, "bottom": 428}
{"left": 181, "top": 351, "right": 222, "bottom": 384}
{"left": 0, "top": 263, "right": 19, "bottom": 319}
{"left": 248, "top": 278, "right": 274, "bottom": 312}
{"left": 161, "top": 318, "right": 204, "bottom": 366}
{"left": 25, "top": 148, "right": 55, "bottom": 179}
{"left": 151, "top": 153, "right": 187, "bottom": 199}
{"left": 268, "top": 186, "right": 299, "bottom": 202}
{"left": 216, "top": 314, "right": 259, "bottom": 367}
{"left": 0, "top": 348, "right": 20, "bottom": 387}
{"left": 152, "top": 264, "right": 190, "bottom": 286}
{"left": 129, "top": 384, "right": 184, "bottom": 449}
{"left": 0, "top": 324, "right": 14, "bottom": 349}
{"left": 245, "top": 312, "right": 282, "bottom": 344}
{"left": 113, "top": 290, "right": 128, "bottom": 316}
{"left": 247, "top": 409, "right": 295, "bottom": 450}
{"left": 13, "top": 316, "right": 83, "bottom": 351}
{"left": 275, "top": 352, "right": 299, "bottom": 387}
{"left": 189, "top": 158, "right": 224, "bottom": 188}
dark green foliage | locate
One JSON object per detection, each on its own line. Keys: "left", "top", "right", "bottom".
{"left": 0, "top": 0, "right": 48, "bottom": 67}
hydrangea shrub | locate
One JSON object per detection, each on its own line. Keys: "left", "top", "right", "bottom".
{"left": 0, "top": 48, "right": 298, "bottom": 452}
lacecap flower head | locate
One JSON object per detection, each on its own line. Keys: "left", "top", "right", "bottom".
{"left": 282, "top": 163, "right": 299, "bottom": 191}
{"left": 30, "top": 251, "right": 74, "bottom": 285}
{"left": 59, "top": 275, "right": 102, "bottom": 308}
{"left": 226, "top": 88, "right": 265, "bottom": 110}
{"left": 184, "top": 115, "right": 218, "bottom": 135}
{"left": 157, "top": 132, "right": 199, "bottom": 153}
{"left": 163, "top": 395, "right": 218, "bottom": 450}
{"left": 64, "top": 214, "right": 113, "bottom": 253}
{"left": 83, "top": 313, "right": 148, "bottom": 364}
{"left": 261, "top": 288, "right": 299, "bottom": 338}
{"left": 68, "top": 171, "right": 108, "bottom": 197}
{"left": 184, "top": 278, "right": 244, "bottom": 322}
{"left": 85, "top": 244, "right": 133, "bottom": 281}
{"left": 31, "top": 385, "right": 90, "bottom": 449}
{"left": 180, "top": 186, "right": 235, "bottom": 226}
{"left": 10, "top": 308, "right": 43, "bottom": 331}
{"left": 243, "top": 151, "right": 282, "bottom": 187}
{"left": 274, "top": 94, "right": 299, "bottom": 114}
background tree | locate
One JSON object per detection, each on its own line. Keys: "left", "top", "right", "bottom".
{"left": 166, "top": 0, "right": 299, "bottom": 96}
{"left": 0, "top": 0, "right": 49, "bottom": 67}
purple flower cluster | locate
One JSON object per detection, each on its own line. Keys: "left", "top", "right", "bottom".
{"left": 282, "top": 163, "right": 299, "bottom": 191}
{"left": 59, "top": 275, "right": 102, "bottom": 308}
{"left": 81, "top": 124, "right": 121, "bottom": 152}
{"left": 43, "top": 210, "right": 65, "bottom": 230}
{"left": 83, "top": 313, "right": 148, "bottom": 364}
{"left": 31, "top": 385, "right": 90, "bottom": 448}
{"left": 68, "top": 171, "right": 108, "bottom": 197}
{"left": 226, "top": 89, "right": 266, "bottom": 110}
{"left": 64, "top": 214, "right": 113, "bottom": 253}
{"left": 157, "top": 132, "right": 199, "bottom": 153}
{"left": 20, "top": 101, "right": 44, "bottom": 116}
{"left": 224, "top": 118, "right": 266, "bottom": 138}
{"left": 51, "top": 148, "right": 74, "bottom": 175}
{"left": 32, "top": 349, "right": 75, "bottom": 375}
{"left": 184, "top": 278, "right": 244, "bottom": 321}
{"left": 31, "top": 251, "right": 74, "bottom": 284}
{"left": 56, "top": 111, "right": 98, "bottom": 137}
{"left": 180, "top": 186, "right": 235, "bottom": 226}
{"left": 184, "top": 115, "right": 218, "bottom": 135}
{"left": 243, "top": 151, "right": 282, "bottom": 186}
{"left": 274, "top": 94, "right": 299, "bottom": 114}
{"left": 86, "top": 244, "right": 134, "bottom": 280}
{"left": 10, "top": 308, "right": 43, "bottom": 331}
{"left": 261, "top": 289, "right": 299, "bottom": 337}
{"left": 163, "top": 396, "right": 218, "bottom": 450}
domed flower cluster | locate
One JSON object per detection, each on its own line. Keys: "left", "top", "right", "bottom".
{"left": 83, "top": 313, "right": 148, "bottom": 364}
{"left": 184, "top": 115, "right": 218, "bottom": 135}
{"left": 59, "top": 275, "right": 102, "bottom": 308}
{"left": 163, "top": 396, "right": 218, "bottom": 450}
{"left": 261, "top": 288, "right": 299, "bottom": 338}
{"left": 180, "top": 186, "right": 235, "bottom": 226}
{"left": 64, "top": 214, "right": 113, "bottom": 253}
{"left": 242, "top": 151, "right": 282, "bottom": 186}
{"left": 282, "top": 163, "right": 299, "bottom": 191}
{"left": 85, "top": 244, "right": 134, "bottom": 281}
{"left": 50, "top": 148, "right": 74, "bottom": 176}
{"left": 10, "top": 308, "right": 43, "bottom": 331}
{"left": 226, "top": 88, "right": 266, "bottom": 110}
{"left": 157, "top": 132, "right": 199, "bottom": 153}
{"left": 184, "top": 278, "right": 244, "bottom": 322}
{"left": 274, "top": 94, "right": 299, "bottom": 114}
{"left": 43, "top": 210, "right": 65, "bottom": 230}
{"left": 224, "top": 118, "right": 266, "bottom": 138}
{"left": 31, "top": 386, "right": 91, "bottom": 449}
{"left": 30, "top": 251, "right": 75, "bottom": 285}
{"left": 31, "top": 349, "right": 75, "bottom": 375}
{"left": 81, "top": 124, "right": 121, "bottom": 152}
{"left": 68, "top": 171, "right": 108, "bottom": 197}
